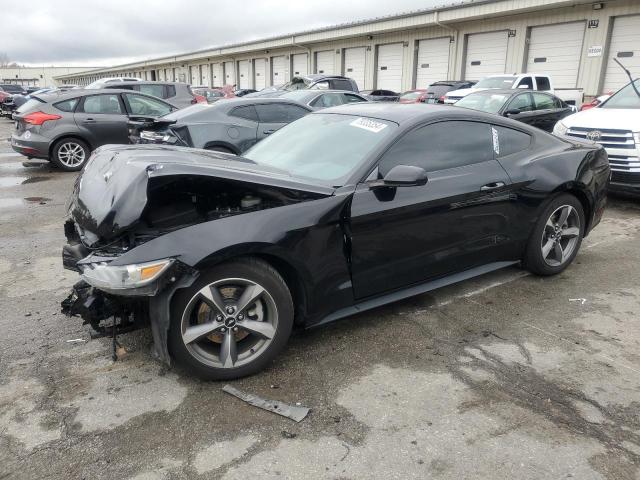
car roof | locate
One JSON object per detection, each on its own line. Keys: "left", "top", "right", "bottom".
{"left": 295, "top": 74, "right": 351, "bottom": 82}
{"left": 111, "top": 81, "right": 186, "bottom": 86}
{"left": 220, "top": 97, "right": 311, "bottom": 108}
{"left": 35, "top": 88, "right": 173, "bottom": 102}
{"left": 318, "top": 103, "right": 502, "bottom": 125}
{"left": 465, "top": 89, "right": 521, "bottom": 96}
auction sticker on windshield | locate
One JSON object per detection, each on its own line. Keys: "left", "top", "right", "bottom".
{"left": 350, "top": 117, "right": 388, "bottom": 133}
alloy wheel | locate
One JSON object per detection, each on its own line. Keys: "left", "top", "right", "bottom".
{"left": 541, "top": 205, "right": 581, "bottom": 267}
{"left": 180, "top": 278, "right": 278, "bottom": 368}
{"left": 57, "top": 142, "right": 86, "bottom": 168}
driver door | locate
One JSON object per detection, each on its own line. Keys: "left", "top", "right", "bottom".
{"left": 349, "top": 120, "right": 515, "bottom": 299}
{"left": 73, "top": 94, "right": 129, "bottom": 147}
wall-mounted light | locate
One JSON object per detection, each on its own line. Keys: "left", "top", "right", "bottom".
{"left": 592, "top": 2, "right": 604, "bottom": 10}
{"left": 508, "top": 30, "right": 517, "bottom": 37}
{"left": 403, "top": 41, "right": 409, "bottom": 47}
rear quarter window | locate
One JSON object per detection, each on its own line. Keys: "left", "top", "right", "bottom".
{"left": 53, "top": 98, "right": 79, "bottom": 112}
{"left": 229, "top": 105, "right": 259, "bottom": 122}
{"left": 492, "top": 126, "right": 532, "bottom": 157}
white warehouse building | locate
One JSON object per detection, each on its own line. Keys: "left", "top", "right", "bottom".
{"left": 55, "top": 0, "right": 640, "bottom": 98}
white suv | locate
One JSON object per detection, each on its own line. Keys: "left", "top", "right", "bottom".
{"left": 554, "top": 80, "right": 640, "bottom": 196}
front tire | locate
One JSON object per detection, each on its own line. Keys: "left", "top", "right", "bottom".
{"left": 51, "top": 138, "right": 90, "bottom": 171}
{"left": 168, "top": 258, "right": 294, "bottom": 380}
{"left": 524, "top": 194, "right": 585, "bottom": 276}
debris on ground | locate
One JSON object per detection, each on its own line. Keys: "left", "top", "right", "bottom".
{"left": 222, "top": 384, "right": 310, "bottom": 422}
{"left": 569, "top": 298, "right": 587, "bottom": 305}
{"left": 281, "top": 431, "right": 297, "bottom": 439}
{"left": 65, "top": 338, "right": 85, "bottom": 343}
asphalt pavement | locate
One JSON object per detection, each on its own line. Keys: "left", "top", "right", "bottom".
{"left": 0, "top": 117, "right": 639, "bottom": 479}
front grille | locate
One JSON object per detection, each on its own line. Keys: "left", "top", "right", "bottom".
{"left": 611, "top": 171, "right": 640, "bottom": 185}
{"left": 567, "top": 127, "right": 639, "bottom": 173}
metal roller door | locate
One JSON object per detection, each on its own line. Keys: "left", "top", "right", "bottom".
{"left": 254, "top": 58, "right": 267, "bottom": 90}
{"left": 224, "top": 61, "right": 235, "bottom": 85}
{"left": 199, "top": 64, "right": 209, "bottom": 86}
{"left": 315, "top": 50, "right": 334, "bottom": 75}
{"left": 238, "top": 60, "right": 250, "bottom": 89}
{"left": 211, "top": 63, "right": 223, "bottom": 87}
{"left": 190, "top": 66, "right": 199, "bottom": 85}
{"left": 416, "top": 37, "right": 451, "bottom": 88}
{"left": 603, "top": 15, "right": 640, "bottom": 93}
{"left": 376, "top": 43, "right": 403, "bottom": 92}
{"left": 525, "top": 22, "right": 585, "bottom": 89}
{"left": 271, "top": 56, "right": 288, "bottom": 84}
{"left": 292, "top": 53, "right": 308, "bottom": 77}
{"left": 344, "top": 47, "right": 366, "bottom": 90}
{"left": 464, "top": 31, "right": 508, "bottom": 79}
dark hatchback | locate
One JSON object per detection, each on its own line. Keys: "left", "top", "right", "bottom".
{"left": 423, "top": 80, "right": 477, "bottom": 103}
{"left": 130, "top": 98, "right": 312, "bottom": 154}
{"left": 62, "top": 103, "right": 609, "bottom": 380}
{"left": 455, "top": 89, "right": 574, "bottom": 132}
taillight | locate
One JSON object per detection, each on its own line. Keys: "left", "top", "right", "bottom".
{"left": 23, "top": 111, "right": 62, "bottom": 126}
{"left": 439, "top": 96, "right": 445, "bottom": 103}
{"left": 194, "top": 94, "right": 206, "bottom": 104}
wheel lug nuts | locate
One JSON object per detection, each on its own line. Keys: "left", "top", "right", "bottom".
{"left": 233, "top": 327, "right": 238, "bottom": 332}
{"left": 226, "top": 306, "right": 235, "bottom": 314}
{"left": 237, "top": 313, "right": 244, "bottom": 321}
{"left": 220, "top": 327, "right": 227, "bottom": 333}
{"left": 216, "top": 315, "right": 223, "bottom": 322}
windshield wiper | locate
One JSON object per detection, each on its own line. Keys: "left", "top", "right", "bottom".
{"left": 614, "top": 58, "right": 640, "bottom": 99}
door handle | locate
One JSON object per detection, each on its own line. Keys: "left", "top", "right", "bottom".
{"left": 263, "top": 129, "right": 276, "bottom": 135}
{"left": 83, "top": 118, "right": 96, "bottom": 124}
{"left": 480, "top": 182, "right": 505, "bottom": 191}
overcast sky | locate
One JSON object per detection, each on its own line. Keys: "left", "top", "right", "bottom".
{"left": 1, "top": 0, "right": 444, "bottom": 67}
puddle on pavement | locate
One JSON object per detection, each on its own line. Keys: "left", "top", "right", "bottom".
{"left": 0, "top": 177, "right": 27, "bottom": 188}
{"left": 0, "top": 161, "right": 48, "bottom": 170}
{"left": 21, "top": 176, "right": 50, "bottom": 184}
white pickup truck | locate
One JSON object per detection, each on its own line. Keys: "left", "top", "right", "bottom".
{"left": 554, "top": 79, "right": 640, "bottom": 196}
{"left": 444, "top": 73, "right": 584, "bottom": 106}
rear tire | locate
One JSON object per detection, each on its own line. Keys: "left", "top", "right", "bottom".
{"left": 50, "top": 138, "right": 90, "bottom": 171}
{"left": 524, "top": 194, "right": 585, "bottom": 276}
{"left": 168, "top": 258, "right": 294, "bottom": 380}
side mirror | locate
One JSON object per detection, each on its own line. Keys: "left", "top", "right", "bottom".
{"left": 504, "top": 108, "right": 521, "bottom": 116}
{"left": 371, "top": 165, "right": 429, "bottom": 188}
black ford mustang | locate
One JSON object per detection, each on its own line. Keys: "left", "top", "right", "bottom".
{"left": 62, "top": 104, "right": 609, "bottom": 379}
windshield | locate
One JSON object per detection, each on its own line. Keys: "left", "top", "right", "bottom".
{"left": 600, "top": 80, "right": 640, "bottom": 109}
{"left": 1, "top": 85, "right": 24, "bottom": 93}
{"left": 455, "top": 93, "right": 510, "bottom": 113}
{"left": 244, "top": 113, "right": 397, "bottom": 186}
{"left": 283, "top": 78, "right": 309, "bottom": 91}
{"left": 475, "top": 76, "right": 516, "bottom": 89}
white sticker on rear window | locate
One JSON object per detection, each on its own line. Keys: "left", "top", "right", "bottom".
{"left": 491, "top": 127, "right": 500, "bottom": 156}
{"left": 350, "top": 117, "right": 388, "bottom": 133}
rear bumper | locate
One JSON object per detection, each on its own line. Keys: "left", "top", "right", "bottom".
{"left": 11, "top": 133, "right": 50, "bottom": 159}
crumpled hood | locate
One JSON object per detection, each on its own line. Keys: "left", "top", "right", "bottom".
{"left": 67, "top": 144, "right": 334, "bottom": 246}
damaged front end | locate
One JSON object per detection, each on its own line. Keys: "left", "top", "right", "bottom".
{"left": 61, "top": 144, "right": 332, "bottom": 364}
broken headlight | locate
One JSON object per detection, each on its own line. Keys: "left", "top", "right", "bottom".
{"left": 80, "top": 258, "right": 174, "bottom": 293}
{"left": 140, "top": 130, "right": 178, "bottom": 144}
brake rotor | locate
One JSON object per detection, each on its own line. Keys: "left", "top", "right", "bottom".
{"left": 196, "top": 285, "right": 262, "bottom": 344}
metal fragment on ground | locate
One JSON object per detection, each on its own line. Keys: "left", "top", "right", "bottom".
{"left": 222, "top": 384, "right": 310, "bottom": 422}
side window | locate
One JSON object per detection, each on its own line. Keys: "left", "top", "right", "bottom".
{"left": 54, "top": 98, "right": 79, "bottom": 112}
{"left": 532, "top": 93, "right": 555, "bottom": 110}
{"left": 255, "top": 103, "right": 308, "bottom": 123}
{"left": 535, "top": 77, "right": 551, "bottom": 91}
{"left": 378, "top": 121, "right": 493, "bottom": 176}
{"left": 507, "top": 93, "right": 534, "bottom": 112}
{"left": 165, "top": 85, "right": 176, "bottom": 98}
{"left": 331, "top": 79, "right": 353, "bottom": 91}
{"left": 138, "top": 84, "right": 166, "bottom": 99}
{"left": 80, "top": 94, "right": 123, "bottom": 114}
{"left": 316, "top": 93, "right": 344, "bottom": 108}
{"left": 516, "top": 77, "right": 533, "bottom": 89}
{"left": 492, "top": 126, "right": 532, "bottom": 158}
{"left": 123, "top": 93, "right": 172, "bottom": 116}
{"left": 229, "top": 105, "right": 259, "bottom": 122}
{"left": 343, "top": 93, "right": 364, "bottom": 103}
{"left": 554, "top": 97, "right": 564, "bottom": 109}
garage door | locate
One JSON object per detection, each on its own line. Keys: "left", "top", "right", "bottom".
{"left": 224, "top": 61, "right": 235, "bottom": 85}
{"left": 292, "top": 53, "right": 308, "bottom": 77}
{"left": 376, "top": 43, "right": 403, "bottom": 92}
{"left": 315, "top": 50, "right": 335, "bottom": 75}
{"left": 199, "top": 64, "right": 210, "bottom": 87}
{"left": 211, "top": 63, "right": 223, "bottom": 87}
{"left": 416, "top": 37, "right": 451, "bottom": 88}
{"left": 603, "top": 15, "right": 640, "bottom": 93}
{"left": 271, "top": 56, "right": 288, "bottom": 84}
{"left": 525, "top": 22, "right": 585, "bottom": 89}
{"left": 344, "top": 47, "right": 366, "bottom": 90}
{"left": 254, "top": 58, "right": 267, "bottom": 90}
{"left": 464, "top": 31, "right": 508, "bottom": 79}
{"left": 190, "top": 66, "right": 199, "bottom": 85}
{"left": 238, "top": 60, "right": 250, "bottom": 89}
